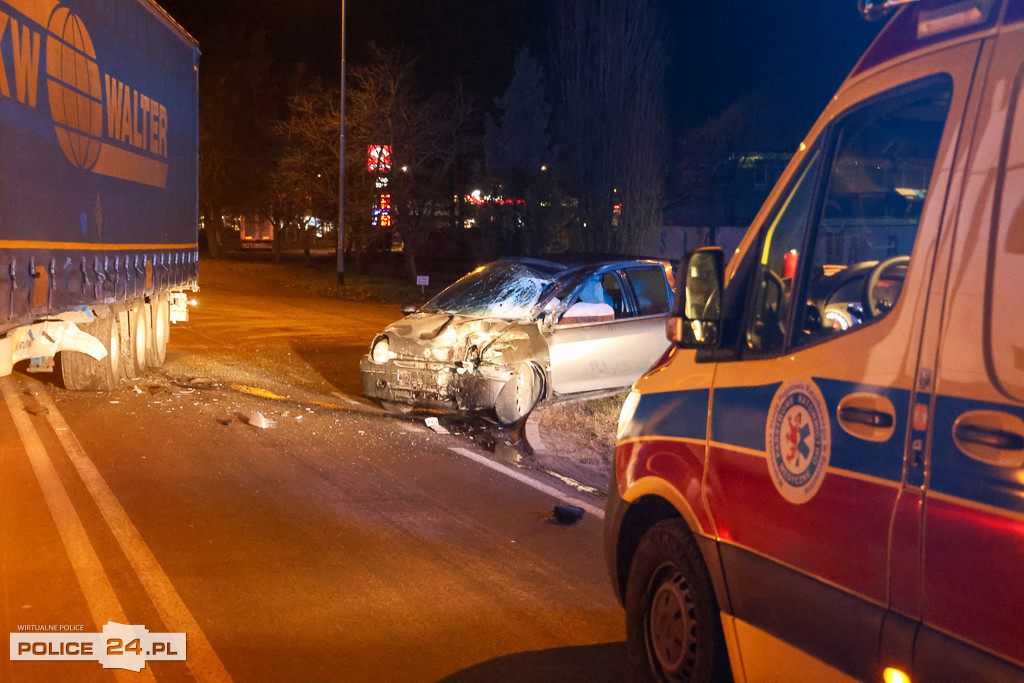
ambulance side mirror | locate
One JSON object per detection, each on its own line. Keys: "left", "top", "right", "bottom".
{"left": 668, "top": 247, "right": 724, "bottom": 347}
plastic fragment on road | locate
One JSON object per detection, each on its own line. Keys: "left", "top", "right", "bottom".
{"left": 247, "top": 412, "right": 276, "bottom": 429}
{"left": 425, "top": 417, "right": 450, "bottom": 434}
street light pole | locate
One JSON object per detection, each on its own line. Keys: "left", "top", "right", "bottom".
{"left": 336, "top": 0, "right": 346, "bottom": 284}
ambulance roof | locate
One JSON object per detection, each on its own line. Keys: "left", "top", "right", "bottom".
{"left": 852, "top": 0, "right": 1014, "bottom": 77}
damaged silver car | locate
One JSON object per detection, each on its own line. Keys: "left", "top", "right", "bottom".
{"left": 360, "top": 257, "right": 674, "bottom": 424}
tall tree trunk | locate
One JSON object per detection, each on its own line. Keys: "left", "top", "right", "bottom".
{"left": 206, "top": 210, "right": 223, "bottom": 258}
{"left": 272, "top": 218, "right": 284, "bottom": 263}
{"left": 302, "top": 225, "right": 312, "bottom": 267}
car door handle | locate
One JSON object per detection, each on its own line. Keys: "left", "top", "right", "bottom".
{"left": 953, "top": 411, "right": 1024, "bottom": 468}
{"left": 837, "top": 393, "right": 896, "bottom": 442}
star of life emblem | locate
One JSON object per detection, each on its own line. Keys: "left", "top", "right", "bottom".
{"left": 766, "top": 379, "right": 831, "bottom": 504}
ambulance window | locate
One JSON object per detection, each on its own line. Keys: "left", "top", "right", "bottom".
{"left": 793, "top": 80, "right": 951, "bottom": 347}
{"left": 745, "top": 149, "right": 823, "bottom": 352}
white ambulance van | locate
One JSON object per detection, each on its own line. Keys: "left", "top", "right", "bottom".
{"left": 605, "top": 0, "right": 1024, "bottom": 680}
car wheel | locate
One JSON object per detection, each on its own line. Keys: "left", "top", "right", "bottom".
{"left": 625, "top": 519, "right": 730, "bottom": 682}
{"left": 494, "top": 362, "right": 543, "bottom": 426}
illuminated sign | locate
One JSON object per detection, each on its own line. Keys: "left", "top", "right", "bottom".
{"left": 372, "top": 194, "right": 391, "bottom": 227}
{"left": 367, "top": 145, "right": 391, "bottom": 172}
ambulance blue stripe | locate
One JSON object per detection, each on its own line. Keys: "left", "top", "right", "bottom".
{"left": 930, "top": 394, "right": 1024, "bottom": 515}
{"left": 620, "top": 389, "right": 710, "bottom": 441}
{"left": 815, "top": 378, "right": 909, "bottom": 483}
{"left": 710, "top": 383, "right": 779, "bottom": 452}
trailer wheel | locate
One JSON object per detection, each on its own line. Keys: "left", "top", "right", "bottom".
{"left": 117, "top": 309, "right": 133, "bottom": 380}
{"left": 123, "top": 303, "right": 148, "bottom": 377}
{"left": 61, "top": 311, "right": 120, "bottom": 391}
{"left": 147, "top": 293, "right": 170, "bottom": 367}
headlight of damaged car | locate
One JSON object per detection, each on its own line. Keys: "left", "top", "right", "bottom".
{"left": 370, "top": 336, "right": 393, "bottom": 363}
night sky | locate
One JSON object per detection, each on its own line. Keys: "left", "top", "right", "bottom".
{"left": 156, "top": 0, "right": 883, "bottom": 141}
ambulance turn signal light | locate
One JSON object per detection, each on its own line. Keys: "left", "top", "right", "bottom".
{"left": 883, "top": 667, "right": 912, "bottom": 683}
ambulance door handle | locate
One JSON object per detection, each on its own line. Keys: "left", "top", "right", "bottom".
{"left": 837, "top": 394, "right": 896, "bottom": 442}
{"left": 953, "top": 424, "right": 1023, "bottom": 451}
{"left": 953, "top": 411, "right": 1024, "bottom": 468}
{"left": 838, "top": 406, "right": 894, "bottom": 428}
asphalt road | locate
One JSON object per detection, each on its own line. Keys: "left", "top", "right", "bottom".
{"left": 0, "top": 261, "right": 628, "bottom": 682}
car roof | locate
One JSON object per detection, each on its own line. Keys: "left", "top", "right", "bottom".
{"left": 497, "top": 255, "right": 671, "bottom": 277}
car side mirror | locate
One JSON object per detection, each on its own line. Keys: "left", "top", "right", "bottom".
{"left": 401, "top": 302, "right": 421, "bottom": 315}
{"left": 667, "top": 247, "right": 724, "bottom": 347}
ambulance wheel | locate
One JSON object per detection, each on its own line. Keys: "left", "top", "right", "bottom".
{"left": 147, "top": 293, "right": 170, "bottom": 368}
{"left": 625, "top": 519, "right": 729, "bottom": 683}
{"left": 61, "top": 311, "right": 120, "bottom": 392}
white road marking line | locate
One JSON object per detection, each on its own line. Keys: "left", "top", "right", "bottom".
{"left": 32, "top": 387, "right": 234, "bottom": 683}
{"left": 448, "top": 446, "right": 605, "bottom": 520}
{"left": 0, "top": 377, "right": 155, "bottom": 683}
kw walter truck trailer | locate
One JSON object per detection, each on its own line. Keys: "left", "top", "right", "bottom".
{"left": 0, "top": 0, "right": 199, "bottom": 390}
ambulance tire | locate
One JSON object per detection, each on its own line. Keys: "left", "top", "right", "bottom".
{"left": 625, "top": 519, "right": 730, "bottom": 683}
{"left": 60, "top": 311, "right": 120, "bottom": 392}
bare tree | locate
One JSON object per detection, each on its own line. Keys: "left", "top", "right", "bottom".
{"left": 198, "top": 28, "right": 282, "bottom": 257}
{"left": 273, "top": 80, "right": 340, "bottom": 266}
{"left": 551, "top": 0, "right": 669, "bottom": 255}
{"left": 346, "top": 45, "right": 477, "bottom": 280}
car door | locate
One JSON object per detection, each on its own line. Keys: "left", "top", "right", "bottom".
{"left": 547, "top": 266, "right": 671, "bottom": 396}
{"left": 703, "top": 71, "right": 964, "bottom": 679}
{"left": 909, "top": 20, "right": 1024, "bottom": 679}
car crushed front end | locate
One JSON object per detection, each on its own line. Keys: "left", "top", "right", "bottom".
{"left": 360, "top": 259, "right": 563, "bottom": 423}
{"left": 359, "top": 313, "right": 547, "bottom": 416}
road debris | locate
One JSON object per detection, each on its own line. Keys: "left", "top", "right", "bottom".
{"left": 245, "top": 412, "right": 276, "bottom": 429}
{"left": 425, "top": 417, "right": 450, "bottom": 434}
{"left": 552, "top": 504, "right": 585, "bottom": 526}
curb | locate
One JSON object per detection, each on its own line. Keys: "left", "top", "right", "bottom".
{"left": 524, "top": 409, "right": 551, "bottom": 458}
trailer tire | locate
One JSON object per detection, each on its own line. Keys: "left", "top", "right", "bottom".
{"left": 61, "top": 311, "right": 120, "bottom": 391}
{"left": 147, "top": 293, "right": 169, "bottom": 368}
{"left": 117, "top": 309, "right": 133, "bottom": 380}
{"left": 124, "top": 303, "right": 147, "bottom": 377}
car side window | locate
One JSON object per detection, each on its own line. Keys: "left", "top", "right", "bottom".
{"left": 744, "top": 78, "right": 953, "bottom": 354}
{"left": 558, "top": 274, "right": 616, "bottom": 324}
{"left": 625, "top": 266, "right": 670, "bottom": 316}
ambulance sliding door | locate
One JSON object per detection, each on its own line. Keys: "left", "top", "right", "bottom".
{"left": 913, "top": 21, "right": 1024, "bottom": 678}
{"left": 704, "top": 67, "right": 966, "bottom": 678}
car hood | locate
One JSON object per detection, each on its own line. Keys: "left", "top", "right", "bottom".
{"left": 382, "top": 313, "right": 531, "bottom": 361}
